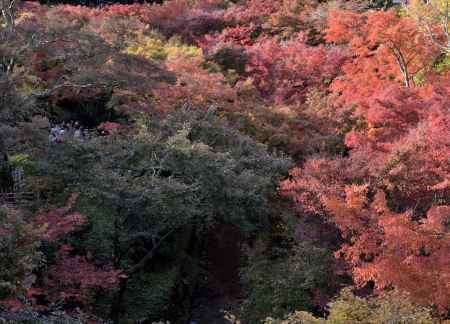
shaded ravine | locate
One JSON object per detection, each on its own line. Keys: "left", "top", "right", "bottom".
{"left": 189, "top": 225, "right": 244, "bottom": 324}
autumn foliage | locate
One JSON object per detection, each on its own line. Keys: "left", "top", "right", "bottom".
{"left": 2, "top": 0, "right": 450, "bottom": 322}
{"left": 1, "top": 194, "right": 119, "bottom": 312}
{"left": 281, "top": 7, "right": 450, "bottom": 316}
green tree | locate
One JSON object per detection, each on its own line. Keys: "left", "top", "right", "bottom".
{"left": 39, "top": 107, "right": 290, "bottom": 322}
{"left": 0, "top": 206, "right": 41, "bottom": 301}
{"left": 264, "top": 288, "right": 435, "bottom": 324}
{"left": 241, "top": 241, "right": 335, "bottom": 323}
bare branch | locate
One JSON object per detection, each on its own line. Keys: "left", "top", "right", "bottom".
{"left": 125, "top": 228, "right": 176, "bottom": 275}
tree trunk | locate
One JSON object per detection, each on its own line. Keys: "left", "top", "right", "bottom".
{"left": 0, "top": 0, "right": 16, "bottom": 31}
{"left": 108, "top": 228, "right": 176, "bottom": 323}
{"left": 110, "top": 277, "right": 129, "bottom": 324}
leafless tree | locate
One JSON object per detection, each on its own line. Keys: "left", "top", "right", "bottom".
{"left": 0, "top": 0, "right": 16, "bottom": 31}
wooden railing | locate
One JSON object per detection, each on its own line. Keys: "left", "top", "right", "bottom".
{"left": 0, "top": 191, "right": 38, "bottom": 207}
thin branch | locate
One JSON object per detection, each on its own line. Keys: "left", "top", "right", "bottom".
{"left": 125, "top": 228, "right": 176, "bottom": 275}
{"left": 31, "top": 81, "right": 120, "bottom": 98}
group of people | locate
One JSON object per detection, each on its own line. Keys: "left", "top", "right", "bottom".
{"left": 49, "top": 121, "right": 106, "bottom": 144}
{"left": 49, "top": 121, "right": 80, "bottom": 144}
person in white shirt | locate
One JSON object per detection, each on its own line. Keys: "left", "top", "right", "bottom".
{"left": 74, "top": 128, "right": 82, "bottom": 139}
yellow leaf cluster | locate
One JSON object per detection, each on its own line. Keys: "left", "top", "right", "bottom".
{"left": 126, "top": 35, "right": 203, "bottom": 62}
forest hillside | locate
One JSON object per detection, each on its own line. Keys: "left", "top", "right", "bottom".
{"left": 0, "top": 0, "right": 449, "bottom": 322}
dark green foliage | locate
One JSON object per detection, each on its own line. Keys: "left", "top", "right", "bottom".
{"left": 0, "top": 76, "right": 43, "bottom": 154}
{"left": 122, "top": 268, "right": 178, "bottom": 322}
{"left": 36, "top": 107, "right": 290, "bottom": 321}
{"left": 366, "top": 0, "right": 396, "bottom": 10}
{"left": 0, "top": 309, "right": 108, "bottom": 323}
{"left": 0, "top": 207, "right": 41, "bottom": 300}
{"left": 241, "top": 241, "right": 335, "bottom": 323}
{"left": 0, "top": 77, "right": 29, "bottom": 124}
